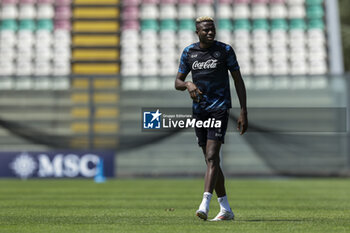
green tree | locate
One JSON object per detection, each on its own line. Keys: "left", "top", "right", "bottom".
{"left": 339, "top": 0, "right": 350, "bottom": 71}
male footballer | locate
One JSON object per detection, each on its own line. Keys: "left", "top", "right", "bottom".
{"left": 175, "top": 16, "right": 248, "bottom": 221}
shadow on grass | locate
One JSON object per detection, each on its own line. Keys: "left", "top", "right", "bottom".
{"left": 238, "top": 219, "right": 304, "bottom": 222}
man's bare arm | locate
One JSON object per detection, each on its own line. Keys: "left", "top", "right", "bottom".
{"left": 230, "top": 69, "right": 248, "bottom": 134}
{"left": 175, "top": 72, "right": 202, "bottom": 102}
{"left": 230, "top": 69, "right": 247, "bottom": 111}
{"left": 175, "top": 72, "right": 189, "bottom": 91}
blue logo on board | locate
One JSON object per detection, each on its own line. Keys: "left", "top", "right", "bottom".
{"left": 143, "top": 109, "right": 162, "bottom": 129}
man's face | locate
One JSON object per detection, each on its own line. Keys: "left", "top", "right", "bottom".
{"left": 196, "top": 21, "right": 216, "bottom": 45}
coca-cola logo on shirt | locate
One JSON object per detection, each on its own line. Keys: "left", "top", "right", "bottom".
{"left": 192, "top": 59, "right": 218, "bottom": 70}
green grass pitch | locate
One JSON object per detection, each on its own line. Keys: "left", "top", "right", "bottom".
{"left": 0, "top": 178, "right": 349, "bottom": 233}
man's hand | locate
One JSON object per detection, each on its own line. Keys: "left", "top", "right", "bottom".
{"left": 237, "top": 110, "right": 248, "bottom": 135}
{"left": 186, "top": 82, "right": 203, "bottom": 102}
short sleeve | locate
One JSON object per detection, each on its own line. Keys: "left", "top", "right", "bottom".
{"left": 178, "top": 48, "right": 191, "bottom": 74}
{"left": 226, "top": 45, "right": 240, "bottom": 72}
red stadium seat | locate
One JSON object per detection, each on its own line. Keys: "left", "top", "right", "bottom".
{"left": 54, "top": 6, "right": 72, "bottom": 20}
{"left": 122, "top": 6, "right": 139, "bottom": 20}
{"left": 251, "top": 0, "right": 268, "bottom": 3}
{"left": 160, "top": 0, "right": 177, "bottom": 3}
{"left": 233, "top": 0, "right": 250, "bottom": 4}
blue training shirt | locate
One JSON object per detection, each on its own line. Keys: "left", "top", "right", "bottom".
{"left": 178, "top": 41, "right": 240, "bottom": 114}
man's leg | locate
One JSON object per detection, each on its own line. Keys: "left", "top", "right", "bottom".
{"left": 199, "top": 141, "right": 234, "bottom": 221}
{"left": 204, "top": 139, "right": 221, "bottom": 193}
{"left": 200, "top": 145, "right": 226, "bottom": 197}
{"left": 196, "top": 110, "right": 233, "bottom": 220}
{"left": 196, "top": 139, "right": 221, "bottom": 220}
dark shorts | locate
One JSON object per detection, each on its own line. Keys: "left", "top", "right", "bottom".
{"left": 193, "top": 109, "right": 229, "bottom": 147}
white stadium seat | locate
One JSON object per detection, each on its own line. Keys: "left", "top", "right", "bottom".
{"left": 271, "top": 46, "right": 288, "bottom": 60}
{"left": 17, "top": 31, "right": 34, "bottom": 47}
{"left": 253, "top": 61, "right": 270, "bottom": 75}
{"left": 234, "top": 46, "right": 250, "bottom": 60}
{"left": 233, "top": 30, "right": 250, "bottom": 45}
{"left": 53, "top": 40, "right": 70, "bottom": 50}
{"left": 289, "top": 30, "right": 305, "bottom": 44}
{"left": 238, "top": 60, "right": 252, "bottom": 76}
{"left": 290, "top": 60, "right": 307, "bottom": 75}
{"left": 140, "top": 4, "right": 159, "bottom": 19}
{"left": 121, "top": 61, "right": 140, "bottom": 76}
{"left": 121, "top": 30, "right": 139, "bottom": 45}
{"left": 233, "top": 4, "right": 250, "bottom": 19}
{"left": 19, "top": 4, "right": 36, "bottom": 19}
{"left": 160, "top": 5, "right": 177, "bottom": 19}
{"left": 141, "top": 47, "right": 158, "bottom": 62}
{"left": 1, "top": 5, "right": 18, "bottom": 19}
{"left": 0, "top": 49, "right": 16, "bottom": 61}
{"left": 308, "top": 46, "right": 327, "bottom": 60}
{"left": 54, "top": 30, "right": 71, "bottom": 44}
{"left": 0, "top": 31, "right": 16, "bottom": 46}
{"left": 253, "top": 47, "right": 270, "bottom": 61}
{"left": 53, "top": 47, "right": 71, "bottom": 60}
{"left": 288, "top": 5, "right": 306, "bottom": 18}
{"left": 0, "top": 62, "right": 15, "bottom": 75}
{"left": 178, "top": 31, "right": 196, "bottom": 48}
{"left": 217, "top": 30, "right": 232, "bottom": 44}
{"left": 160, "top": 61, "right": 177, "bottom": 76}
{"left": 160, "top": 31, "right": 177, "bottom": 47}
{"left": 308, "top": 60, "right": 327, "bottom": 75}
{"left": 16, "top": 61, "right": 32, "bottom": 75}
{"left": 35, "top": 47, "right": 52, "bottom": 61}
{"left": 196, "top": 5, "right": 214, "bottom": 18}
{"left": 160, "top": 47, "right": 177, "bottom": 60}
{"left": 34, "top": 61, "right": 52, "bottom": 75}
{"left": 290, "top": 47, "right": 307, "bottom": 61}
{"left": 142, "top": 61, "right": 159, "bottom": 76}
{"left": 17, "top": 46, "right": 33, "bottom": 60}
{"left": 271, "top": 31, "right": 288, "bottom": 46}
{"left": 36, "top": 31, "right": 53, "bottom": 45}
{"left": 251, "top": 4, "right": 268, "bottom": 19}
{"left": 53, "top": 62, "right": 71, "bottom": 76}
{"left": 269, "top": 4, "right": 287, "bottom": 19}
{"left": 252, "top": 31, "right": 269, "bottom": 46}
{"left": 271, "top": 60, "right": 289, "bottom": 75}
{"left": 286, "top": 0, "right": 305, "bottom": 5}
{"left": 217, "top": 4, "right": 232, "bottom": 19}
{"left": 307, "top": 30, "right": 326, "bottom": 44}
{"left": 37, "top": 4, "right": 54, "bottom": 19}
{"left": 141, "top": 31, "right": 158, "bottom": 47}
{"left": 121, "top": 47, "right": 139, "bottom": 62}
{"left": 178, "top": 5, "right": 195, "bottom": 19}
{"left": 0, "top": 54, "right": 13, "bottom": 63}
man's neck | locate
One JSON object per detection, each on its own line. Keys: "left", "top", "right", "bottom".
{"left": 199, "top": 41, "right": 214, "bottom": 49}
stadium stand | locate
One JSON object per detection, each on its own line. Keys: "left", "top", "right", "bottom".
{"left": 0, "top": 0, "right": 347, "bottom": 177}
{"left": 119, "top": 0, "right": 328, "bottom": 76}
{"left": 0, "top": 0, "right": 71, "bottom": 78}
